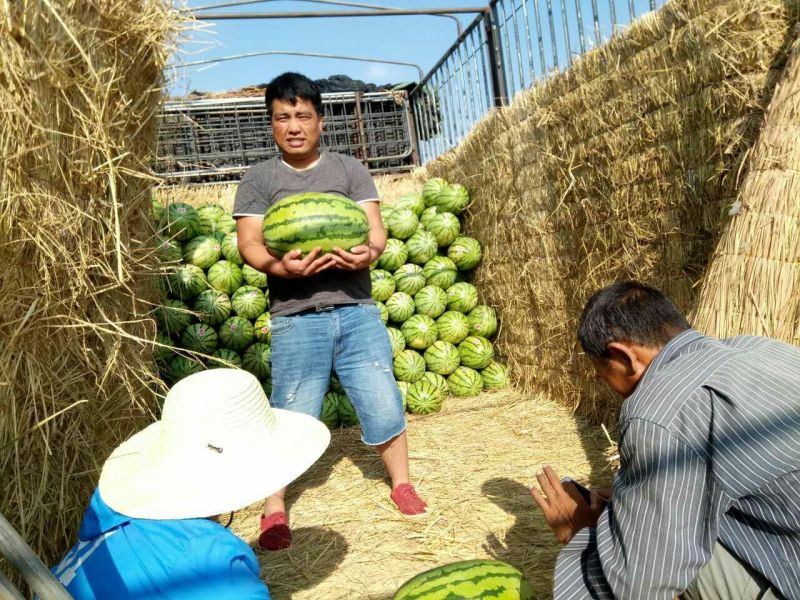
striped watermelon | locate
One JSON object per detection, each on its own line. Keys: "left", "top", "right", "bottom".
{"left": 242, "top": 342, "right": 271, "bottom": 379}
{"left": 232, "top": 285, "right": 267, "bottom": 320}
{"left": 427, "top": 212, "right": 461, "bottom": 247}
{"left": 370, "top": 269, "right": 396, "bottom": 302}
{"left": 435, "top": 311, "right": 470, "bottom": 345}
{"left": 424, "top": 340, "right": 460, "bottom": 375}
{"left": 421, "top": 177, "right": 448, "bottom": 207}
{"left": 401, "top": 314, "right": 438, "bottom": 350}
{"left": 218, "top": 316, "right": 255, "bottom": 352}
{"left": 448, "top": 236, "right": 483, "bottom": 270}
{"left": 337, "top": 394, "right": 359, "bottom": 427}
{"left": 153, "top": 332, "right": 175, "bottom": 364}
{"left": 207, "top": 260, "right": 243, "bottom": 296}
{"left": 394, "top": 193, "right": 426, "bottom": 217}
{"left": 262, "top": 193, "right": 369, "bottom": 257}
{"left": 481, "top": 361, "right": 509, "bottom": 390}
{"left": 468, "top": 305, "right": 498, "bottom": 338}
{"left": 214, "top": 213, "right": 237, "bottom": 235}
{"left": 321, "top": 392, "right": 341, "bottom": 429}
{"left": 396, "top": 380, "right": 409, "bottom": 410}
{"left": 210, "top": 348, "right": 242, "bottom": 369}
{"left": 193, "top": 289, "right": 231, "bottom": 326}
{"left": 161, "top": 203, "right": 200, "bottom": 241}
{"left": 166, "top": 355, "right": 203, "bottom": 384}
{"left": 378, "top": 238, "right": 409, "bottom": 272}
{"left": 197, "top": 203, "right": 226, "bottom": 236}
{"left": 152, "top": 198, "right": 165, "bottom": 223}
{"left": 386, "top": 292, "right": 416, "bottom": 323}
{"left": 242, "top": 263, "right": 268, "bottom": 289}
{"left": 447, "top": 366, "right": 484, "bottom": 397}
{"left": 387, "top": 327, "right": 406, "bottom": 357}
{"left": 446, "top": 282, "right": 479, "bottom": 313}
{"left": 406, "top": 379, "right": 444, "bottom": 414}
{"left": 376, "top": 301, "right": 389, "bottom": 323}
{"left": 434, "top": 183, "right": 470, "bottom": 215}
{"left": 419, "top": 206, "right": 440, "bottom": 229}
{"left": 414, "top": 285, "right": 448, "bottom": 319}
{"left": 421, "top": 371, "right": 449, "bottom": 398}
{"left": 156, "top": 237, "right": 182, "bottom": 262}
{"left": 393, "top": 559, "right": 534, "bottom": 600}
{"left": 386, "top": 208, "right": 420, "bottom": 240}
{"left": 156, "top": 299, "right": 193, "bottom": 337}
{"left": 180, "top": 323, "right": 218, "bottom": 353}
{"left": 458, "top": 336, "right": 494, "bottom": 369}
{"left": 422, "top": 256, "right": 458, "bottom": 290}
{"left": 220, "top": 232, "right": 243, "bottom": 265}
{"left": 393, "top": 264, "right": 426, "bottom": 296}
{"left": 393, "top": 349, "right": 426, "bottom": 383}
{"left": 167, "top": 263, "right": 207, "bottom": 300}
{"left": 380, "top": 205, "right": 394, "bottom": 229}
{"left": 406, "top": 230, "right": 438, "bottom": 265}
{"left": 254, "top": 312, "right": 272, "bottom": 343}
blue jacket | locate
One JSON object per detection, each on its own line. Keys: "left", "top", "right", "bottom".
{"left": 52, "top": 489, "right": 270, "bottom": 599}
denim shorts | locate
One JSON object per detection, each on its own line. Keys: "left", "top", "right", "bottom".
{"left": 269, "top": 303, "right": 406, "bottom": 445}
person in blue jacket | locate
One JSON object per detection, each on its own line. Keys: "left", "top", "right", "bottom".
{"left": 51, "top": 368, "right": 331, "bottom": 599}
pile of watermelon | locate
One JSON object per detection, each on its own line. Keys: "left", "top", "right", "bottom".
{"left": 151, "top": 176, "right": 508, "bottom": 429}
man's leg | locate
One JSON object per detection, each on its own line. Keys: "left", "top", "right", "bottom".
{"left": 334, "top": 304, "right": 426, "bottom": 515}
{"left": 681, "top": 542, "right": 783, "bottom": 600}
{"left": 260, "top": 312, "right": 334, "bottom": 550}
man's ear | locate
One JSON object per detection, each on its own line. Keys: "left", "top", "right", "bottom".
{"left": 607, "top": 341, "right": 649, "bottom": 379}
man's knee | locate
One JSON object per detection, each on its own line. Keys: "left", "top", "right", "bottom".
{"left": 681, "top": 542, "right": 782, "bottom": 600}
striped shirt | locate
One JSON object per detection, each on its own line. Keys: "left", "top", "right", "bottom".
{"left": 554, "top": 330, "right": 800, "bottom": 600}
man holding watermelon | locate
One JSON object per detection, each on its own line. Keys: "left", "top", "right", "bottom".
{"left": 531, "top": 282, "right": 799, "bottom": 600}
{"left": 234, "top": 72, "right": 426, "bottom": 551}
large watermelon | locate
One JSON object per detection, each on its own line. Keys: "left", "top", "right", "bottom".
{"left": 434, "top": 183, "right": 470, "bottom": 215}
{"left": 393, "top": 263, "right": 426, "bottom": 296}
{"left": 180, "top": 323, "right": 218, "bottom": 354}
{"left": 207, "top": 260, "right": 243, "bottom": 296}
{"left": 161, "top": 203, "right": 200, "bottom": 241}
{"left": 393, "top": 349, "right": 426, "bottom": 383}
{"left": 458, "top": 336, "right": 495, "bottom": 369}
{"left": 427, "top": 212, "right": 461, "bottom": 247}
{"left": 220, "top": 232, "right": 243, "bottom": 265}
{"left": 421, "top": 177, "right": 448, "bottom": 207}
{"left": 419, "top": 206, "right": 440, "bottom": 229}
{"left": 394, "top": 559, "right": 534, "bottom": 600}
{"left": 262, "top": 193, "right": 369, "bottom": 257}
{"left": 405, "top": 230, "right": 438, "bottom": 265}
{"left": 406, "top": 379, "right": 444, "bottom": 415}
{"left": 166, "top": 355, "right": 203, "bottom": 384}
{"left": 167, "top": 263, "right": 207, "bottom": 300}
{"left": 393, "top": 193, "right": 426, "bottom": 217}
{"left": 414, "top": 285, "right": 448, "bottom": 319}
{"left": 193, "top": 289, "right": 231, "bottom": 326}
{"left": 378, "top": 238, "right": 409, "bottom": 272}
{"left": 370, "top": 269, "right": 396, "bottom": 302}
{"left": 481, "top": 361, "right": 509, "bottom": 390}
{"left": 387, "top": 326, "right": 406, "bottom": 357}
{"left": 468, "top": 305, "right": 498, "bottom": 338}
{"left": 421, "top": 371, "right": 449, "bottom": 398}
{"left": 156, "top": 237, "right": 182, "bottom": 263}
{"left": 321, "top": 392, "right": 341, "bottom": 429}
{"left": 448, "top": 236, "right": 483, "bottom": 270}
{"left": 153, "top": 332, "right": 175, "bottom": 364}
{"left": 422, "top": 256, "right": 458, "bottom": 290}
{"left": 196, "top": 203, "right": 226, "bottom": 236}
{"left": 386, "top": 292, "right": 416, "bottom": 323}
{"left": 401, "top": 315, "right": 438, "bottom": 350}
{"left": 446, "top": 282, "right": 479, "bottom": 314}
{"left": 242, "top": 263, "right": 268, "bottom": 289}
{"left": 156, "top": 299, "right": 194, "bottom": 337}
{"left": 337, "top": 394, "right": 360, "bottom": 427}
{"left": 253, "top": 312, "right": 272, "bottom": 343}
{"left": 210, "top": 348, "right": 242, "bottom": 369}
{"left": 231, "top": 285, "right": 268, "bottom": 320}
{"left": 386, "top": 208, "right": 419, "bottom": 240}
{"left": 215, "top": 214, "right": 237, "bottom": 235}
{"left": 424, "top": 340, "right": 460, "bottom": 375}
{"left": 447, "top": 366, "right": 484, "bottom": 397}
{"left": 376, "top": 301, "right": 389, "bottom": 323}
{"left": 436, "top": 311, "right": 470, "bottom": 344}
{"left": 242, "top": 342, "right": 271, "bottom": 379}
{"left": 396, "top": 380, "right": 409, "bottom": 410}
{"left": 218, "top": 316, "right": 255, "bottom": 352}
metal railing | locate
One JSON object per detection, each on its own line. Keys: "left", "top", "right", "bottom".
{"left": 410, "top": 0, "right": 666, "bottom": 163}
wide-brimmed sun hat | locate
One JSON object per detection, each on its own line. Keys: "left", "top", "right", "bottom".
{"left": 99, "top": 368, "right": 330, "bottom": 519}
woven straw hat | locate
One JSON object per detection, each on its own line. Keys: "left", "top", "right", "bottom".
{"left": 99, "top": 368, "right": 330, "bottom": 519}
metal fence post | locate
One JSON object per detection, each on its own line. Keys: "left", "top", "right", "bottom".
{"left": 485, "top": 3, "right": 509, "bottom": 106}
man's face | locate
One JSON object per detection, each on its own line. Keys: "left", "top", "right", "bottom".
{"left": 270, "top": 97, "right": 323, "bottom": 159}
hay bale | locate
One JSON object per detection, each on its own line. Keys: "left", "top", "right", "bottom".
{"left": 0, "top": 0, "right": 179, "bottom": 586}
{"left": 691, "top": 32, "right": 800, "bottom": 343}
{"left": 424, "top": 0, "right": 799, "bottom": 424}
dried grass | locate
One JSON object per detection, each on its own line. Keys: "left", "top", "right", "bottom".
{"left": 0, "top": 0, "right": 180, "bottom": 588}
{"left": 423, "top": 0, "right": 800, "bottom": 423}
{"left": 229, "top": 389, "right": 613, "bottom": 600}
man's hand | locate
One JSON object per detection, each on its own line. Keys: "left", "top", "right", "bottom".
{"left": 530, "top": 466, "right": 606, "bottom": 544}
{"left": 279, "top": 247, "right": 336, "bottom": 278}
{"left": 330, "top": 245, "right": 373, "bottom": 271}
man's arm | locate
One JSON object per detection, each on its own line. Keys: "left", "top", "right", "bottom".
{"left": 236, "top": 216, "right": 335, "bottom": 278}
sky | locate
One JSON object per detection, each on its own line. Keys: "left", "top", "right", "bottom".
{"left": 167, "top": 0, "right": 660, "bottom": 97}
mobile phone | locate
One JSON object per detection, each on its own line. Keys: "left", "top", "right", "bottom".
{"left": 560, "top": 477, "right": 595, "bottom": 505}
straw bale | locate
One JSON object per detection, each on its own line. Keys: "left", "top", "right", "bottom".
{"left": 424, "top": 0, "right": 799, "bottom": 423}
{"left": 229, "top": 389, "right": 613, "bottom": 599}
{"left": 692, "top": 33, "right": 800, "bottom": 343}
{"left": 0, "top": 0, "right": 179, "bottom": 586}
{"left": 154, "top": 182, "right": 238, "bottom": 212}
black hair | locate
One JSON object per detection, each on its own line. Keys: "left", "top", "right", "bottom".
{"left": 265, "top": 72, "right": 323, "bottom": 117}
{"left": 577, "top": 281, "right": 690, "bottom": 360}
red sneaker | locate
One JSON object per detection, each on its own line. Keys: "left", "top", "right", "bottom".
{"left": 258, "top": 511, "right": 292, "bottom": 551}
{"left": 391, "top": 484, "right": 427, "bottom": 517}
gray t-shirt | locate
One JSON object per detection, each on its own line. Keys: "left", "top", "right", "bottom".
{"left": 233, "top": 152, "right": 379, "bottom": 316}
